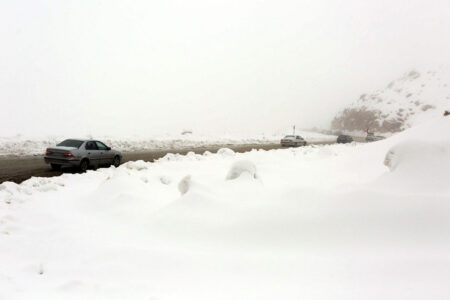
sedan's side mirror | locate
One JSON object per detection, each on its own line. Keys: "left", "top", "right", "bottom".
{"left": 106, "top": 147, "right": 111, "bottom": 151}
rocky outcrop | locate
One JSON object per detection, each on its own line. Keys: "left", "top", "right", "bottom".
{"left": 331, "top": 68, "right": 450, "bottom": 133}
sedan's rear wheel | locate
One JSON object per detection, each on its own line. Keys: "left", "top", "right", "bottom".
{"left": 79, "top": 159, "right": 89, "bottom": 173}
{"left": 113, "top": 156, "right": 121, "bottom": 167}
{"left": 50, "top": 164, "right": 61, "bottom": 171}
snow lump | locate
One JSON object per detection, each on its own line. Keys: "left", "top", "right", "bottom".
{"left": 226, "top": 160, "right": 258, "bottom": 180}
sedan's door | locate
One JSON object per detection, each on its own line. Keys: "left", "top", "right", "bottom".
{"left": 85, "top": 141, "right": 101, "bottom": 166}
{"left": 95, "top": 141, "right": 112, "bottom": 165}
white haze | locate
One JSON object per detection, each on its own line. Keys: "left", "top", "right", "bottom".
{"left": 0, "top": 0, "right": 449, "bottom": 138}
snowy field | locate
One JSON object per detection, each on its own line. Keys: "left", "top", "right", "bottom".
{"left": 0, "top": 131, "right": 336, "bottom": 156}
{"left": 1, "top": 117, "right": 449, "bottom": 299}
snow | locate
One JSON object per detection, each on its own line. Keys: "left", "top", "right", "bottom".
{"left": 226, "top": 160, "right": 259, "bottom": 180}
{"left": 1, "top": 117, "right": 450, "bottom": 299}
{"left": 334, "top": 66, "right": 450, "bottom": 133}
{"left": 0, "top": 131, "right": 336, "bottom": 156}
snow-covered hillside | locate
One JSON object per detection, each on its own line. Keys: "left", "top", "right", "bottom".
{"left": 1, "top": 116, "right": 449, "bottom": 299}
{"left": 0, "top": 131, "right": 336, "bottom": 156}
{"left": 332, "top": 66, "right": 450, "bottom": 133}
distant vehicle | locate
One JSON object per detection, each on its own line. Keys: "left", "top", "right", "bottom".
{"left": 280, "top": 135, "right": 307, "bottom": 147}
{"left": 336, "top": 135, "right": 353, "bottom": 144}
{"left": 44, "top": 139, "right": 122, "bottom": 172}
{"left": 365, "top": 133, "right": 386, "bottom": 142}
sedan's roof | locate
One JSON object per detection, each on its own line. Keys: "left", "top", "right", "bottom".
{"left": 64, "top": 139, "right": 107, "bottom": 143}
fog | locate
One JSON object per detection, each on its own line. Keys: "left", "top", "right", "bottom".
{"left": 1, "top": 0, "right": 449, "bottom": 138}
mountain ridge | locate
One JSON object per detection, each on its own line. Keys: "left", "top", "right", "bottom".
{"left": 331, "top": 67, "right": 450, "bottom": 133}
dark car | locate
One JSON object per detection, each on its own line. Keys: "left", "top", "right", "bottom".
{"left": 336, "top": 135, "right": 353, "bottom": 144}
{"left": 44, "top": 139, "right": 122, "bottom": 172}
{"left": 280, "top": 135, "right": 307, "bottom": 147}
{"left": 365, "top": 133, "right": 386, "bottom": 142}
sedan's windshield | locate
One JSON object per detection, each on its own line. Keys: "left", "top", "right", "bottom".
{"left": 284, "top": 135, "right": 295, "bottom": 138}
{"left": 57, "top": 139, "right": 83, "bottom": 148}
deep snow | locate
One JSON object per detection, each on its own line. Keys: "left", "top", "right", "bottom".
{"left": 0, "top": 117, "right": 449, "bottom": 299}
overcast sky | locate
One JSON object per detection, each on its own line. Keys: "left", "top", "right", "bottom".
{"left": 1, "top": 0, "right": 449, "bottom": 137}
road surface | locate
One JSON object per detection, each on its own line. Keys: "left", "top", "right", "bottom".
{"left": 0, "top": 141, "right": 337, "bottom": 184}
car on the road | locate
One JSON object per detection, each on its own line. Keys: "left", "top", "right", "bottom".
{"left": 336, "top": 135, "right": 353, "bottom": 144}
{"left": 280, "top": 135, "right": 307, "bottom": 147}
{"left": 365, "top": 133, "right": 386, "bottom": 142}
{"left": 44, "top": 139, "right": 122, "bottom": 172}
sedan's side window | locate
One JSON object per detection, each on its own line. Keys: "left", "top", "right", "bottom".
{"left": 95, "top": 141, "right": 107, "bottom": 150}
{"left": 85, "top": 141, "right": 97, "bottom": 150}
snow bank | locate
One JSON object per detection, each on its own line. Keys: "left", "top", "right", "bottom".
{"left": 0, "top": 118, "right": 449, "bottom": 299}
{"left": 381, "top": 140, "right": 450, "bottom": 194}
{"left": 0, "top": 131, "right": 337, "bottom": 156}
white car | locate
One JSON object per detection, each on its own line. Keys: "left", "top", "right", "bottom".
{"left": 44, "top": 139, "right": 122, "bottom": 172}
{"left": 280, "top": 135, "right": 307, "bottom": 147}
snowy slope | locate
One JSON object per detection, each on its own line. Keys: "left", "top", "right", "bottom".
{"left": 0, "top": 116, "right": 449, "bottom": 299}
{"left": 0, "top": 131, "right": 336, "bottom": 156}
{"left": 332, "top": 66, "right": 450, "bottom": 133}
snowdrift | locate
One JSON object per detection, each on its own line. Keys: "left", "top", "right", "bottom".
{"left": 0, "top": 117, "right": 449, "bottom": 299}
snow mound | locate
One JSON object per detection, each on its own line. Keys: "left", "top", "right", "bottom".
{"left": 124, "top": 160, "right": 149, "bottom": 171}
{"left": 226, "top": 160, "right": 258, "bottom": 180}
{"left": 160, "top": 176, "right": 172, "bottom": 185}
{"left": 217, "top": 148, "right": 235, "bottom": 157}
{"left": 381, "top": 140, "right": 450, "bottom": 194}
{"left": 384, "top": 141, "right": 449, "bottom": 171}
{"left": 203, "top": 150, "right": 213, "bottom": 156}
{"left": 178, "top": 175, "right": 192, "bottom": 195}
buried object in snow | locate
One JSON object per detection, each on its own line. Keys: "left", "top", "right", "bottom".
{"left": 226, "top": 160, "right": 259, "bottom": 180}
{"left": 178, "top": 175, "right": 192, "bottom": 195}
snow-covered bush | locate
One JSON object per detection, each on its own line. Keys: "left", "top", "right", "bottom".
{"left": 226, "top": 160, "right": 258, "bottom": 180}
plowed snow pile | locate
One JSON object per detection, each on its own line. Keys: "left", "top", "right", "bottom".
{"left": 0, "top": 131, "right": 336, "bottom": 156}
{"left": 1, "top": 117, "right": 449, "bottom": 299}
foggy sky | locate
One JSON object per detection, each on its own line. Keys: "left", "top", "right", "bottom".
{"left": 1, "top": 0, "right": 449, "bottom": 137}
